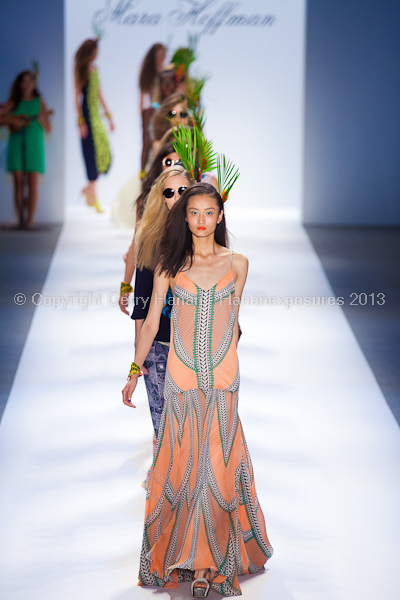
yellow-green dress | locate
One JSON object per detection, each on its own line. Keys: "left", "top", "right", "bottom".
{"left": 7, "top": 97, "right": 44, "bottom": 173}
{"left": 80, "top": 69, "right": 111, "bottom": 181}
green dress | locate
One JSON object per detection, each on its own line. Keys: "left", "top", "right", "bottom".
{"left": 7, "top": 97, "right": 45, "bottom": 173}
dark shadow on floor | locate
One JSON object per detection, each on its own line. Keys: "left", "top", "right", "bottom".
{"left": 0, "top": 222, "right": 62, "bottom": 422}
{"left": 305, "top": 225, "right": 400, "bottom": 426}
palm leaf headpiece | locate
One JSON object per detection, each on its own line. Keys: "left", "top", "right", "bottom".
{"left": 92, "top": 23, "right": 106, "bottom": 41}
{"left": 171, "top": 34, "right": 198, "bottom": 78}
{"left": 217, "top": 155, "right": 240, "bottom": 203}
{"left": 171, "top": 122, "right": 217, "bottom": 182}
{"left": 31, "top": 59, "right": 40, "bottom": 81}
{"left": 172, "top": 124, "right": 240, "bottom": 201}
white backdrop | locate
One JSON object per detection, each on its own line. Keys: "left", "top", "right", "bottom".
{"left": 65, "top": 0, "right": 306, "bottom": 211}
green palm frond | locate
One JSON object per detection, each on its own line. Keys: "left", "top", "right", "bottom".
{"left": 217, "top": 154, "right": 240, "bottom": 202}
{"left": 171, "top": 34, "right": 198, "bottom": 74}
{"left": 197, "top": 129, "right": 217, "bottom": 175}
{"left": 31, "top": 59, "right": 40, "bottom": 80}
{"left": 92, "top": 23, "right": 106, "bottom": 40}
{"left": 185, "top": 72, "right": 210, "bottom": 110}
{"left": 171, "top": 123, "right": 217, "bottom": 181}
{"left": 171, "top": 123, "right": 196, "bottom": 179}
{"left": 190, "top": 107, "right": 206, "bottom": 132}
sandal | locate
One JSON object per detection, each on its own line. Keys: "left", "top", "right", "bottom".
{"left": 191, "top": 569, "right": 211, "bottom": 597}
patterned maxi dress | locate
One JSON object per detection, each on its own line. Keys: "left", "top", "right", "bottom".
{"left": 139, "top": 266, "right": 273, "bottom": 597}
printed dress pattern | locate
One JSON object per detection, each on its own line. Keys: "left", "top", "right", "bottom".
{"left": 139, "top": 269, "right": 273, "bottom": 597}
{"left": 81, "top": 69, "right": 111, "bottom": 181}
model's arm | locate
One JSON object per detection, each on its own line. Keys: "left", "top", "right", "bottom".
{"left": 232, "top": 253, "right": 249, "bottom": 346}
{"left": 38, "top": 99, "right": 52, "bottom": 133}
{"left": 119, "top": 228, "right": 139, "bottom": 314}
{"left": 135, "top": 319, "right": 144, "bottom": 349}
{"left": 0, "top": 100, "right": 13, "bottom": 120}
{"left": 98, "top": 76, "right": 115, "bottom": 131}
{"left": 0, "top": 100, "right": 21, "bottom": 129}
{"left": 122, "top": 271, "right": 169, "bottom": 406}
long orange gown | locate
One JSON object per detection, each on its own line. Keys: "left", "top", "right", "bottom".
{"left": 138, "top": 266, "right": 273, "bottom": 596}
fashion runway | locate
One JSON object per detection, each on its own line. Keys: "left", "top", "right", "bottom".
{"left": 0, "top": 207, "right": 399, "bottom": 600}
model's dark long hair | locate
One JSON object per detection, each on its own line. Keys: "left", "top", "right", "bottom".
{"left": 134, "top": 142, "right": 176, "bottom": 219}
{"left": 74, "top": 39, "right": 98, "bottom": 87}
{"left": 139, "top": 43, "right": 165, "bottom": 93}
{"left": 7, "top": 71, "right": 40, "bottom": 107}
{"left": 156, "top": 183, "right": 228, "bottom": 277}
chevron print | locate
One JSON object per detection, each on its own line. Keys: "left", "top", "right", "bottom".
{"left": 138, "top": 270, "right": 273, "bottom": 596}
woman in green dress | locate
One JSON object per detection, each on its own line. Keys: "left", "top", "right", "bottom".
{"left": 74, "top": 38, "right": 114, "bottom": 213}
{"left": 0, "top": 70, "right": 52, "bottom": 228}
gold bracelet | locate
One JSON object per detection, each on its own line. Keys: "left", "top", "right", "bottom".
{"left": 140, "top": 169, "right": 146, "bottom": 180}
{"left": 105, "top": 111, "right": 112, "bottom": 120}
{"left": 78, "top": 116, "right": 85, "bottom": 126}
{"left": 121, "top": 281, "right": 133, "bottom": 295}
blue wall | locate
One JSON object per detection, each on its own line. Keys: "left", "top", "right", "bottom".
{"left": 303, "top": 0, "right": 400, "bottom": 225}
{"left": 0, "top": 0, "right": 64, "bottom": 224}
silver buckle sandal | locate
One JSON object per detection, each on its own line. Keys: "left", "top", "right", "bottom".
{"left": 191, "top": 569, "right": 211, "bottom": 597}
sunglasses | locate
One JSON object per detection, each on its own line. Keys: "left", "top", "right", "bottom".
{"left": 168, "top": 110, "right": 188, "bottom": 119}
{"left": 162, "top": 186, "right": 187, "bottom": 199}
{"left": 162, "top": 157, "right": 181, "bottom": 168}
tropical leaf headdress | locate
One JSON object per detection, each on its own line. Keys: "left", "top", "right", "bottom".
{"left": 186, "top": 72, "right": 209, "bottom": 108}
{"left": 92, "top": 22, "right": 107, "bottom": 41}
{"left": 171, "top": 34, "right": 198, "bottom": 81}
{"left": 185, "top": 71, "right": 210, "bottom": 131}
{"left": 31, "top": 59, "right": 40, "bottom": 81}
{"left": 217, "top": 154, "right": 240, "bottom": 203}
{"left": 171, "top": 122, "right": 217, "bottom": 182}
{"left": 171, "top": 124, "right": 240, "bottom": 201}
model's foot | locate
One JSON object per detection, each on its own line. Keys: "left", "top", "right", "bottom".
{"left": 93, "top": 198, "right": 104, "bottom": 213}
{"left": 192, "top": 569, "right": 211, "bottom": 597}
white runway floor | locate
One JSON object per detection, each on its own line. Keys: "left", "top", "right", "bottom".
{"left": 0, "top": 207, "right": 399, "bottom": 600}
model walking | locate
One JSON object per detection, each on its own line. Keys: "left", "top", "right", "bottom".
{"left": 139, "top": 43, "right": 166, "bottom": 176}
{"left": 119, "top": 141, "right": 181, "bottom": 315}
{"left": 74, "top": 38, "right": 114, "bottom": 212}
{"left": 122, "top": 182, "right": 273, "bottom": 596}
{"left": 130, "top": 166, "right": 194, "bottom": 487}
{"left": 0, "top": 69, "right": 52, "bottom": 228}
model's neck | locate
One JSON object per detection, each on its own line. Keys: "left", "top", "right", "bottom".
{"left": 192, "top": 234, "right": 217, "bottom": 257}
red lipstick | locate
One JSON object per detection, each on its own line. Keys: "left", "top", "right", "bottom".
{"left": 197, "top": 226, "right": 206, "bottom": 231}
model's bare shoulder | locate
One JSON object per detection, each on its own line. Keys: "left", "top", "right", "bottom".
{"left": 233, "top": 252, "right": 248, "bottom": 268}
{"left": 232, "top": 252, "right": 248, "bottom": 279}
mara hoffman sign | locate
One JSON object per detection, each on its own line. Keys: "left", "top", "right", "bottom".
{"left": 92, "top": 0, "right": 277, "bottom": 36}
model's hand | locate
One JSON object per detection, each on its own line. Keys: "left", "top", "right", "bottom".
{"left": 109, "top": 119, "right": 115, "bottom": 132}
{"left": 9, "top": 116, "right": 26, "bottom": 131}
{"left": 79, "top": 122, "right": 88, "bottom": 139}
{"left": 119, "top": 292, "right": 130, "bottom": 315}
{"left": 122, "top": 376, "right": 139, "bottom": 407}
